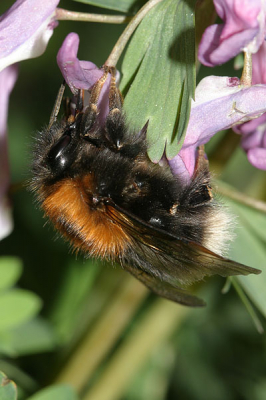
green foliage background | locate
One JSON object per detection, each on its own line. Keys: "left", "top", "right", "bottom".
{"left": 0, "top": 0, "right": 266, "bottom": 399}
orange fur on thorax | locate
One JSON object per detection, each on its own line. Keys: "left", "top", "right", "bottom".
{"left": 41, "top": 174, "right": 130, "bottom": 259}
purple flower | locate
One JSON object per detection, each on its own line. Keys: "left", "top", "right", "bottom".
{"left": 198, "top": 0, "right": 266, "bottom": 67}
{"left": 57, "top": 32, "right": 111, "bottom": 126}
{"left": 0, "top": 65, "right": 18, "bottom": 240}
{"left": 234, "top": 113, "right": 266, "bottom": 170}
{"left": 0, "top": 0, "right": 60, "bottom": 72}
{"left": 232, "top": 43, "right": 266, "bottom": 170}
{"left": 169, "top": 75, "right": 266, "bottom": 180}
{"left": 56, "top": 33, "right": 266, "bottom": 179}
{"left": 195, "top": 0, "right": 266, "bottom": 172}
{"left": 0, "top": 0, "right": 59, "bottom": 240}
{"left": 57, "top": 32, "right": 104, "bottom": 94}
{"left": 252, "top": 41, "right": 266, "bottom": 84}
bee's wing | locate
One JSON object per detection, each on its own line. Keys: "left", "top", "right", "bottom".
{"left": 123, "top": 262, "right": 206, "bottom": 307}
{"left": 106, "top": 202, "right": 260, "bottom": 293}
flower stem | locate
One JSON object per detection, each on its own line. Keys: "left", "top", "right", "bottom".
{"left": 83, "top": 298, "right": 188, "bottom": 400}
{"left": 217, "top": 181, "right": 266, "bottom": 213}
{"left": 231, "top": 278, "right": 264, "bottom": 334}
{"left": 54, "top": 274, "right": 148, "bottom": 392}
{"left": 240, "top": 50, "right": 252, "bottom": 86}
{"left": 105, "top": 0, "right": 163, "bottom": 67}
{"left": 56, "top": 8, "right": 131, "bottom": 24}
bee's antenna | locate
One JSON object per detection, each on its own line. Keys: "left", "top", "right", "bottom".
{"left": 48, "top": 80, "right": 66, "bottom": 130}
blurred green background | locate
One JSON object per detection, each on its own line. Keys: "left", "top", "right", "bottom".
{"left": 0, "top": 1, "right": 266, "bottom": 399}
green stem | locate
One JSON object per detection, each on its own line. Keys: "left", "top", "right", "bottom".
{"left": 56, "top": 8, "right": 131, "bottom": 24}
{"left": 54, "top": 274, "right": 148, "bottom": 392}
{"left": 232, "top": 278, "right": 264, "bottom": 334}
{"left": 240, "top": 50, "right": 252, "bottom": 86}
{"left": 217, "top": 181, "right": 266, "bottom": 213}
{"left": 82, "top": 298, "right": 188, "bottom": 400}
{"left": 105, "top": 0, "right": 163, "bottom": 67}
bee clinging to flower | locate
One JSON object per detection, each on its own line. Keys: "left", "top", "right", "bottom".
{"left": 30, "top": 33, "right": 260, "bottom": 307}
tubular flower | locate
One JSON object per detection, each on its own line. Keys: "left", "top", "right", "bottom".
{"left": 0, "top": 0, "right": 59, "bottom": 239}
{"left": 57, "top": 32, "right": 112, "bottom": 126}
{"left": 0, "top": 0, "right": 60, "bottom": 73}
{"left": 198, "top": 0, "right": 266, "bottom": 67}
{"left": 169, "top": 75, "right": 266, "bottom": 180}
{"left": 57, "top": 33, "right": 266, "bottom": 178}
{"left": 232, "top": 42, "right": 266, "bottom": 170}
{"left": 0, "top": 65, "right": 18, "bottom": 240}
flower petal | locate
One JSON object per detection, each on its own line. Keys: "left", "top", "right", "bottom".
{"left": 198, "top": 0, "right": 266, "bottom": 67}
{"left": 0, "top": 0, "right": 59, "bottom": 72}
{"left": 247, "top": 147, "right": 266, "bottom": 170}
{"left": 198, "top": 24, "right": 258, "bottom": 67}
{"left": 0, "top": 65, "right": 19, "bottom": 240}
{"left": 169, "top": 75, "right": 266, "bottom": 178}
{"left": 186, "top": 76, "right": 266, "bottom": 147}
{"left": 169, "top": 147, "right": 197, "bottom": 183}
{"left": 57, "top": 32, "right": 104, "bottom": 94}
{"left": 252, "top": 41, "right": 266, "bottom": 84}
{"left": 234, "top": 113, "right": 266, "bottom": 135}
{"left": 241, "top": 127, "right": 265, "bottom": 150}
{"left": 57, "top": 32, "right": 112, "bottom": 126}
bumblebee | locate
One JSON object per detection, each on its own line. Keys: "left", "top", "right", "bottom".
{"left": 31, "top": 66, "right": 260, "bottom": 306}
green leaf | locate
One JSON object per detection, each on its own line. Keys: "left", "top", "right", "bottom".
{"left": 50, "top": 260, "right": 99, "bottom": 342}
{"left": 71, "top": 0, "right": 144, "bottom": 13}
{"left": 27, "top": 384, "right": 79, "bottom": 400}
{"left": 254, "top": 380, "right": 266, "bottom": 400}
{"left": 0, "top": 371, "right": 17, "bottom": 400}
{"left": 231, "top": 278, "right": 264, "bottom": 334}
{"left": 0, "top": 361, "right": 38, "bottom": 394}
{"left": 121, "top": 0, "right": 196, "bottom": 161}
{"left": 0, "top": 289, "right": 42, "bottom": 331}
{"left": 8, "top": 318, "right": 57, "bottom": 356}
{"left": 0, "top": 332, "right": 17, "bottom": 357}
{"left": 233, "top": 202, "right": 266, "bottom": 242}
{"left": 0, "top": 257, "right": 23, "bottom": 290}
{"left": 225, "top": 200, "right": 266, "bottom": 319}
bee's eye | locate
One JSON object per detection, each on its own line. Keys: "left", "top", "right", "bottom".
{"left": 48, "top": 134, "right": 71, "bottom": 161}
{"left": 47, "top": 128, "right": 79, "bottom": 175}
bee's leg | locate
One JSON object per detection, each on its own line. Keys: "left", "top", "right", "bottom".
{"left": 64, "top": 93, "right": 81, "bottom": 124}
{"left": 66, "top": 89, "right": 85, "bottom": 125}
{"left": 194, "top": 145, "right": 210, "bottom": 176}
{"left": 75, "top": 89, "right": 84, "bottom": 114}
{"left": 63, "top": 96, "right": 72, "bottom": 119}
{"left": 108, "top": 66, "right": 123, "bottom": 113}
{"left": 189, "top": 145, "right": 213, "bottom": 206}
{"left": 80, "top": 68, "right": 110, "bottom": 136}
{"left": 47, "top": 81, "right": 66, "bottom": 130}
{"left": 104, "top": 67, "right": 126, "bottom": 150}
{"left": 61, "top": 88, "right": 85, "bottom": 125}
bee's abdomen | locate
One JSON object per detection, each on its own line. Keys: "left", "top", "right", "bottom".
{"left": 40, "top": 174, "right": 131, "bottom": 259}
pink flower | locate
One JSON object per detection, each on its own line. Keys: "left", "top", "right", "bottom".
{"left": 0, "top": 0, "right": 59, "bottom": 239}
{"left": 56, "top": 33, "right": 266, "bottom": 179}
{"left": 234, "top": 113, "right": 266, "bottom": 170}
{"left": 57, "top": 33, "right": 104, "bottom": 94}
{"left": 198, "top": 0, "right": 266, "bottom": 67}
{"left": 169, "top": 76, "right": 266, "bottom": 180}
{"left": 57, "top": 32, "right": 112, "bottom": 126}
{"left": 252, "top": 41, "right": 266, "bottom": 84}
{"left": 0, "top": 65, "right": 18, "bottom": 240}
{"left": 197, "top": 0, "right": 266, "bottom": 171}
{"left": 0, "top": 0, "right": 60, "bottom": 72}
{"left": 232, "top": 43, "right": 266, "bottom": 170}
